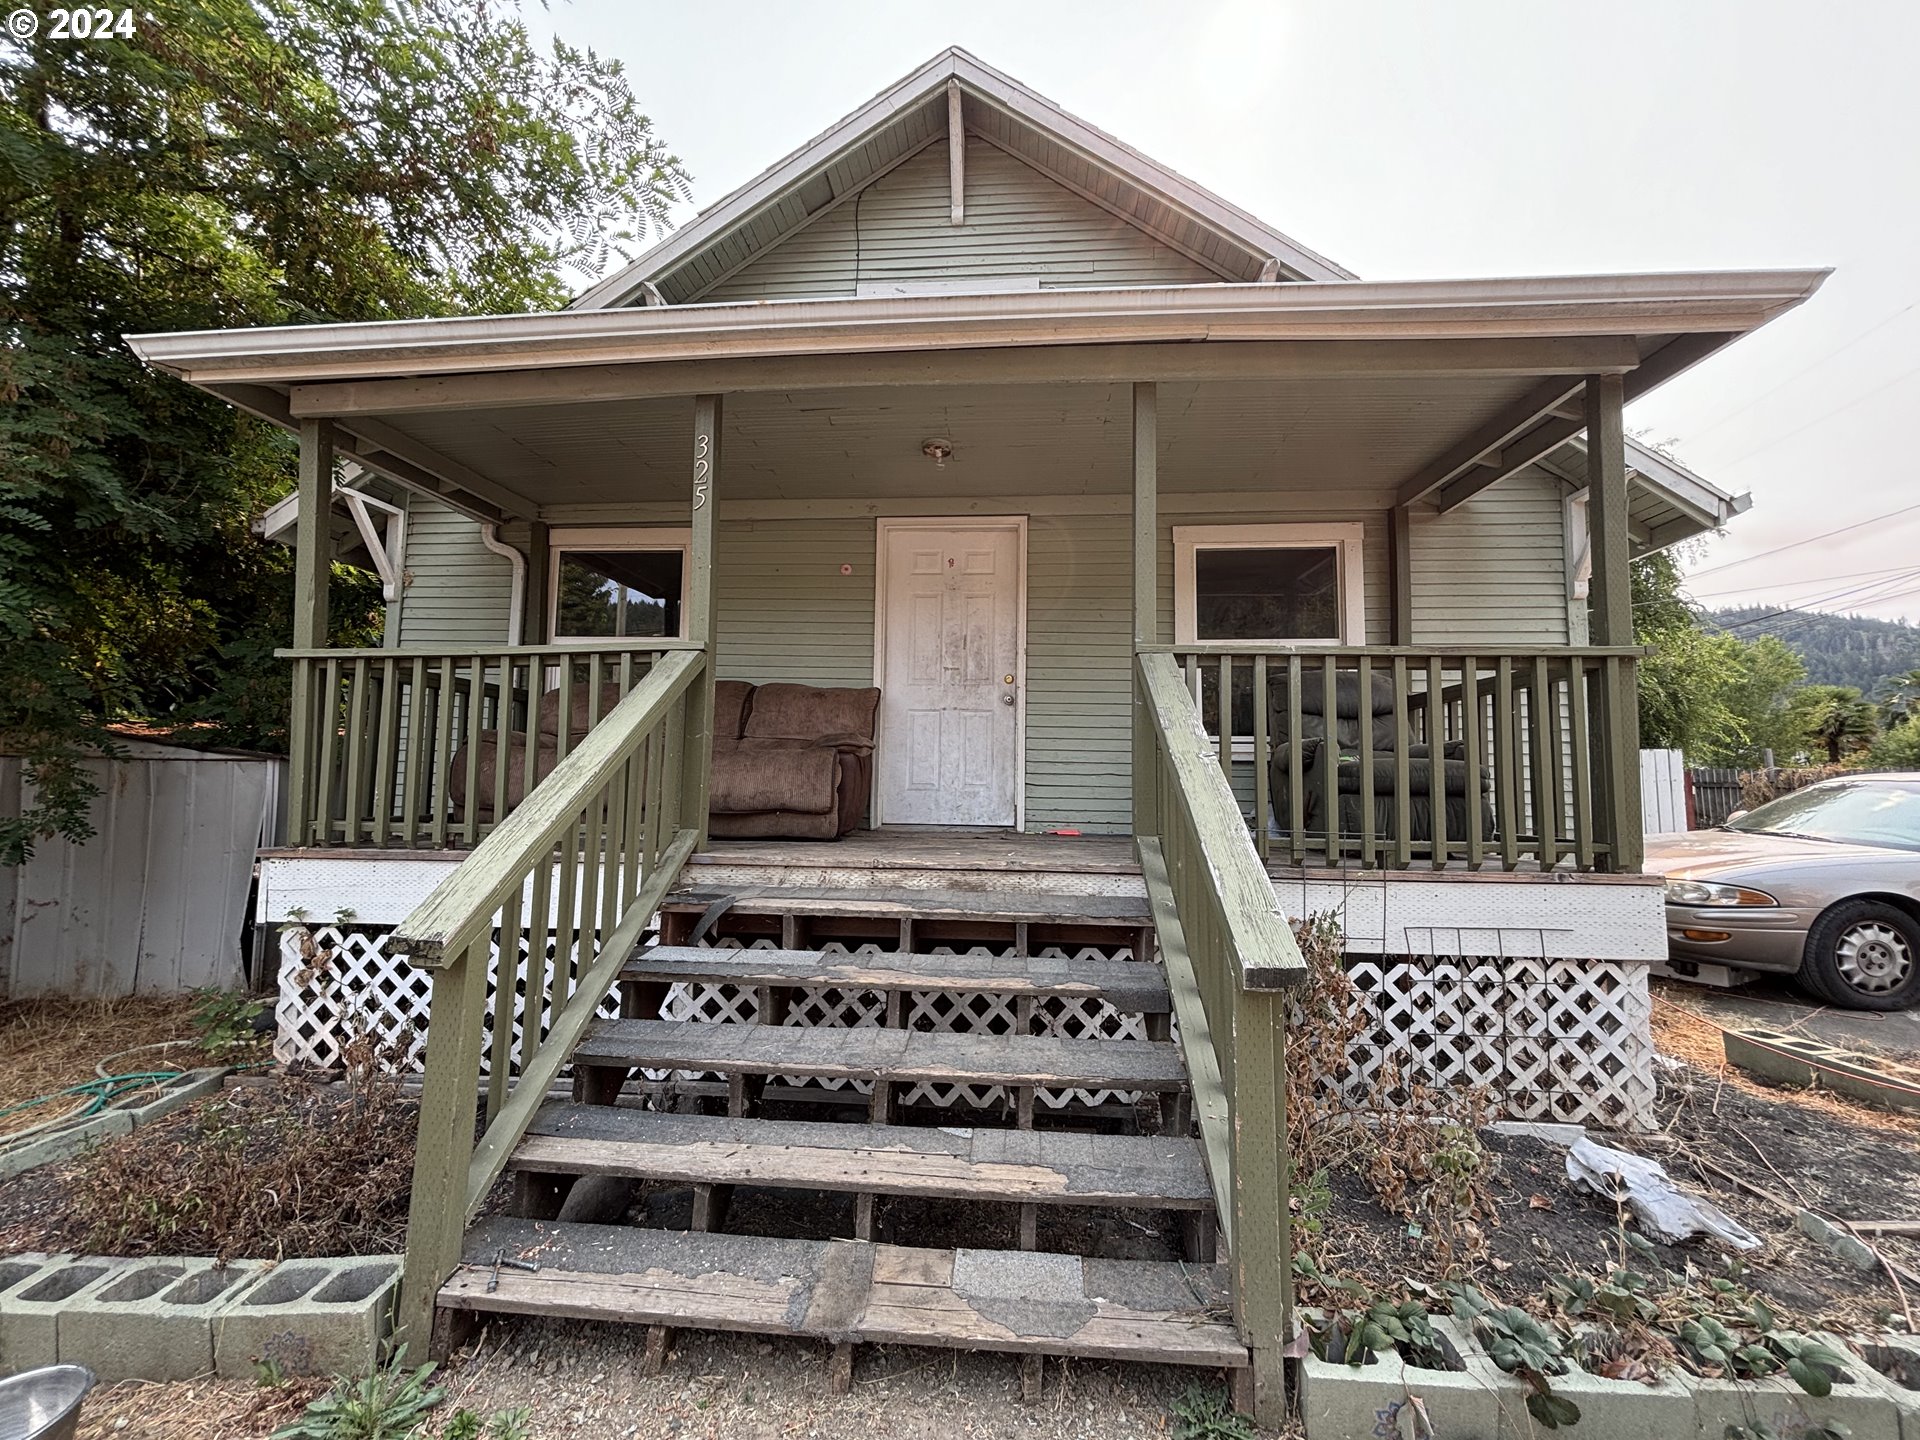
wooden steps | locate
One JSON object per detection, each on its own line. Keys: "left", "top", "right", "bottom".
{"left": 573, "top": 1018, "right": 1189, "bottom": 1093}
{"left": 446, "top": 1216, "right": 1246, "bottom": 1368}
{"left": 620, "top": 946, "right": 1172, "bottom": 1012}
{"left": 662, "top": 885, "right": 1150, "bottom": 928}
{"left": 512, "top": 1101, "right": 1212, "bottom": 1208}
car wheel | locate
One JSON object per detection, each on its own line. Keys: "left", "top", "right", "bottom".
{"left": 1800, "top": 900, "right": 1920, "bottom": 1011}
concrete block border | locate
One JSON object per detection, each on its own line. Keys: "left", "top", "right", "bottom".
{"left": 0, "top": 1068, "right": 229, "bottom": 1181}
{"left": 1296, "top": 1309, "right": 1916, "bottom": 1440}
{"left": 0, "top": 1250, "right": 401, "bottom": 1383}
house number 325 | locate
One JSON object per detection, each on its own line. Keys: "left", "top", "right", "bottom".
{"left": 692, "top": 432, "right": 711, "bottom": 510}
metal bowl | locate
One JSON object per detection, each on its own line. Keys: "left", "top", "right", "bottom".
{"left": 0, "top": 1365, "right": 96, "bottom": 1440}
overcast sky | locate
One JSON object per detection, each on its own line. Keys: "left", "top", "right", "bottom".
{"left": 530, "top": 1, "right": 1920, "bottom": 621}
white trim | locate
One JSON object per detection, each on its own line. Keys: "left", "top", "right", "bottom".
{"left": 545, "top": 525, "right": 692, "bottom": 645}
{"left": 871, "top": 515, "right": 1028, "bottom": 831}
{"left": 477, "top": 522, "right": 525, "bottom": 645}
{"left": 1171, "top": 522, "right": 1366, "bottom": 646}
{"left": 568, "top": 47, "right": 1351, "bottom": 312}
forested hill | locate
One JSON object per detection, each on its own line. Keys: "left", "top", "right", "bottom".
{"left": 1707, "top": 606, "right": 1920, "bottom": 694}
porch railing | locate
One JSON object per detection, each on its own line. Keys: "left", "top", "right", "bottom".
{"left": 1156, "top": 644, "right": 1644, "bottom": 872}
{"left": 386, "top": 648, "right": 706, "bottom": 1349}
{"left": 279, "top": 642, "right": 700, "bottom": 849}
{"left": 1134, "top": 651, "right": 1306, "bottom": 1424}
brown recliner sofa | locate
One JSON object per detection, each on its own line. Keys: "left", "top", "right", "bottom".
{"left": 707, "top": 680, "right": 880, "bottom": 840}
{"left": 448, "top": 680, "right": 624, "bottom": 822}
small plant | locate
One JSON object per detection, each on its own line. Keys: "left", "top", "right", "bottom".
{"left": 192, "top": 987, "right": 269, "bottom": 1057}
{"left": 1450, "top": 1284, "right": 1580, "bottom": 1429}
{"left": 444, "top": 1409, "right": 533, "bottom": 1440}
{"left": 269, "top": 1351, "right": 443, "bottom": 1440}
{"left": 1309, "top": 1276, "right": 1452, "bottom": 1371}
{"left": 1170, "top": 1381, "right": 1256, "bottom": 1440}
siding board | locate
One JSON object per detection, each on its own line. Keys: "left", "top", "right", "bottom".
{"left": 1409, "top": 469, "right": 1570, "bottom": 644}
{"left": 396, "top": 496, "right": 516, "bottom": 647}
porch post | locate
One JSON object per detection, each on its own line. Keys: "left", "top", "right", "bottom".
{"left": 1388, "top": 503, "right": 1414, "bottom": 646}
{"left": 285, "top": 419, "right": 334, "bottom": 844}
{"left": 1131, "top": 381, "right": 1158, "bottom": 837}
{"left": 1584, "top": 373, "right": 1643, "bottom": 869}
{"left": 522, "top": 520, "right": 551, "bottom": 644}
{"left": 679, "top": 395, "right": 721, "bottom": 845}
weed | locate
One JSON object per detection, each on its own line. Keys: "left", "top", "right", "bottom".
{"left": 1169, "top": 1381, "right": 1256, "bottom": 1440}
{"left": 1450, "top": 1283, "right": 1581, "bottom": 1429}
{"left": 191, "top": 987, "right": 269, "bottom": 1058}
{"left": 442, "top": 1409, "right": 533, "bottom": 1440}
{"left": 269, "top": 1351, "right": 442, "bottom": 1440}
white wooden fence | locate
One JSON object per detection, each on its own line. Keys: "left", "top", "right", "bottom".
{"left": 1, "top": 740, "right": 285, "bottom": 998}
{"left": 1640, "top": 748, "right": 1689, "bottom": 835}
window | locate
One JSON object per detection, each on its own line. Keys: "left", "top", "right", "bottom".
{"left": 1172, "top": 524, "right": 1365, "bottom": 646}
{"left": 548, "top": 528, "right": 689, "bottom": 642}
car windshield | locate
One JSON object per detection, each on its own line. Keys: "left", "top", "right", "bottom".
{"left": 1727, "top": 780, "right": 1920, "bottom": 851}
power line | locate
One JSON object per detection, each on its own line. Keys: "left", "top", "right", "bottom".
{"left": 1707, "top": 567, "right": 1920, "bottom": 634}
{"left": 1684, "top": 499, "right": 1920, "bottom": 581}
{"left": 1715, "top": 357, "right": 1920, "bottom": 469}
{"left": 1679, "top": 292, "right": 1920, "bottom": 444}
{"left": 1689, "top": 563, "right": 1920, "bottom": 601}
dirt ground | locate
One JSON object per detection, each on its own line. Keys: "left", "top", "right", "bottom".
{"left": 1656, "top": 970, "right": 1920, "bottom": 1064}
{"left": 0, "top": 995, "right": 207, "bottom": 1140}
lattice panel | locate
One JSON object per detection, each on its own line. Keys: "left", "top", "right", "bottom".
{"left": 1327, "top": 956, "right": 1655, "bottom": 1127}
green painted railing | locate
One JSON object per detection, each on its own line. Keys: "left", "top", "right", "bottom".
{"left": 279, "top": 641, "right": 700, "bottom": 849}
{"left": 1155, "top": 644, "right": 1644, "bottom": 873}
{"left": 1134, "top": 652, "right": 1307, "bottom": 1426}
{"left": 387, "top": 648, "right": 707, "bottom": 1351}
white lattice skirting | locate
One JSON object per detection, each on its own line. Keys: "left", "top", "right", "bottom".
{"left": 275, "top": 928, "right": 1653, "bottom": 1127}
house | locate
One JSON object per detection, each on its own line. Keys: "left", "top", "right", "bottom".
{"left": 127, "top": 48, "right": 1822, "bottom": 1420}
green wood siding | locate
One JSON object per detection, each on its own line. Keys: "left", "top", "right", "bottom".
{"left": 1409, "top": 468, "right": 1570, "bottom": 645}
{"left": 714, "top": 518, "right": 875, "bottom": 686}
{"left": 700, "top": 136, "right": 1220, "bottom": 302}
{"left": 395, "top": 496, "right": 515, "bottom": 647}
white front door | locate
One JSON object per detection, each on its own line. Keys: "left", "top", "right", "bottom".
{"left": 876, "top": 520, "right": 1024, "bottom": 827}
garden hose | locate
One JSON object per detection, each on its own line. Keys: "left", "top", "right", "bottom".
{"left": 0, "top": 1070, "right": 188, "bottom": 1154}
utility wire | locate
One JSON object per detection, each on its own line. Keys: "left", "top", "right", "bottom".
{"left": 1680, "top": 292, "right": 1920, "bottom": 444}
{"left": 1689, "top": 563, "right": 1920, "bottom": 601}
{"left": 1715, "top": 357, "right": 1920, "bottom": 469}
{"left": 1684, "top": 499, "right": 1920, "bottom": 581}
{"left": 1711, "top": 567, "right": 1920, "bottom": 631}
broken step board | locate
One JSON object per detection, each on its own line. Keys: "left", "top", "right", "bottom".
{"left": 446, "top": 1216, "right": 1246, "bottom": 1368}
{"left": 622, "top": 946, "right": 1170, "bottom": 1013}
{"left": 572, "top": 1019, "right": 1189, "bottom": 1093}
{"left": 512, "top": 1102, "right": 1212, "bottom": 1208}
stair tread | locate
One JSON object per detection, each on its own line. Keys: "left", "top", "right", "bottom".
{"left": 663, "top": 886, "right": 1150, "bottom": 926}
{"left": 446, "top": 1216, "right": 1244, "bottom": 1367}
{"left": 574, "top": 1019, "right": 1188, "bottom": 1091}
{"left": 622, "top": 947, "right": 1170, "bottom": 1010}
{"left": 511, "top": 1101, "right": 1211, "bottom": 1207}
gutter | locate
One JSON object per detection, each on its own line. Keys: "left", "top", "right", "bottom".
{"left": 125, "top": 270, "right": 1831, "bottom": 386}
{"left": 477, "top": 525, "right": 526, "bottom": 646}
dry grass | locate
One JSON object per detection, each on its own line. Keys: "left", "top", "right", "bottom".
{"left": 75, "top": 1374, "right": 321, "bottom": 1440}
{"left": 0, "top": 995, "right": 207, "bottom": 1139}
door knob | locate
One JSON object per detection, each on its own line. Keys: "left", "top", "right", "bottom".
{"left": 1002, "top": 693, "right": 1016, "bottom": 705}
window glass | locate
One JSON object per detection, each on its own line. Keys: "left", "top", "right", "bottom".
{"left": 1727, "top": 780, "right": 1920, "bottom": 851}
{"left": 554, "top": 550, "right": 683, "bottom": 638}
{"left": 1194, "top": 546, "right": 1340, "bottom": 641}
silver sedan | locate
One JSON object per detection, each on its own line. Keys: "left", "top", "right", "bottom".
{"left": 1643, "top": 773, "right": 1920, "bottom": 1011}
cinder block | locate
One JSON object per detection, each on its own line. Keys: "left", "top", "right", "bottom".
{"left": 122, "top": 1069, "right": 228, "bottom": 1129}
{"left": 1858, "top": 1335, "right": 1920, "bottom": 1440}
{"left": 1551, "top": 1348, "right": 1694, "bottom": 1440}
{"left": 213, "top": 1256, "right": 402, "bottom": 1379}
{"left": 1690, "top": 1337, "right": 1902, "bottom": 1440}
{"left": 1406, "top": 1317, "right": 1515, "bottom": 1439}
{"left": 0, "top": 1256, "right": 129, "bottom": 1371}
{"left": 59, "top": 1257, "right": 264, "bottom": 1382}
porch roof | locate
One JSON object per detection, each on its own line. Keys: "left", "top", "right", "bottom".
{"left": 129, "top": 269, "right": 1823, "bottom": 543}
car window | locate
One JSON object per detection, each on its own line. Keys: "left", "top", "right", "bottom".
{"left": 1728, "top": 780, "right": 1920, "bottom": 851}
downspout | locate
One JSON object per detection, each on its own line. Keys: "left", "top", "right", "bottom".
{"left": 479, "top": 524, "right": 526, "bottom": 646}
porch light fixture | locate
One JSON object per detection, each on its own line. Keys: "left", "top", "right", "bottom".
{"left": 921, "top": 437, "right": 953, "bottom": 469}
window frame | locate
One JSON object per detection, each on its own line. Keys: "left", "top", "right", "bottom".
{"left": 1171, "top": 522, "right": 1367, "bottom": 647}
{"left": 546, "top": 526, "right": 692, "bottom": 646}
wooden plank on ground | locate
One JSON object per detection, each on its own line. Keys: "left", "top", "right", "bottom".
{"left": 571, "top": 1020, "right": 1189, "bottom": 1091}
{"left": 445, "top": 1217, "right": 1246, "bottom": 1367}
{"left": 511, "top": 1103, "right": 1211, "bottom": 1207}
{"left": 621, "top": 947, "right": 1171, "bottom": 1011}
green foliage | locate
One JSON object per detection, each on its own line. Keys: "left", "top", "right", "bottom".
{"left": 0, "top": 0, "right": 690, "bottom": 861}
{"left": 442, "top": 1408, "right": 534, "bottom": 1440}
{"left": 1867, "top": 717, "right": 1920, "bottom": 770}
{"left": 191, "top": 987, "right": 268, "bottom": 1057}
{"left": 1789, "top": 685, "right": 1880, "bottom": 764}
{"left": 1709, "top": 605, "right": 1920, "bottom": 696}
{"left": 269, "top": 1351, "right": 443, "bottom": 1440}
{"left": 1169, "top": 1382, "right": 1256, "bottom": 1440}
{"left": 1449, "top": 1283, "right": 1580, "bottom": 1429}
{"left": 1311, "top": 1280, "right": 1452, "bottom": 1371}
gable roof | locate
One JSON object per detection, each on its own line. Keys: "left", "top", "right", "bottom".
{"left": 571, "top": 47, "right": 1353, "bottom": 311}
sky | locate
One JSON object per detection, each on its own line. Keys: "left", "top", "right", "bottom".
{"left": 526, "top": 0, "right": 1920, "bottom": 622}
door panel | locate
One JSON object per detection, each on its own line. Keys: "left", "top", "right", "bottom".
{"left": 878, "top": 523, "right": 1021, "bottom": 827}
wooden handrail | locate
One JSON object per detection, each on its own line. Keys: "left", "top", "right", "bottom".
{"left": 1146, "top": 642, "right": 1646, "bottom": 658}
{"left": 392, "top": 651, "right": 703, "bottom": 968}
{"left": 391, "top": 647, "right": 708, "bottom": 1352}
{"left": 276, "top": 640, "right": 704, "bottom": 659}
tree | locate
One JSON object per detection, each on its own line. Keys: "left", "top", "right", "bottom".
{"left": 0, "top": 0, "right": 691, "bottom": 862}
{"left": 1791, "top": 685, "right": 1880, "bottom": 764}
{"left": 1868, "top": 718, "right": 1920, "bottom": 771}
{"left": 1698, "top": 634, "right": 1807, "bottom": 767}
{"left": 1881, "top": 668, "right": 1920, "bottom": 728}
